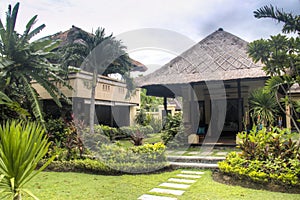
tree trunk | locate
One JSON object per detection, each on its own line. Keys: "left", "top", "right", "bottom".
{"left": 13, "top": 193, "right": 21, "bottom": 200}
{"left": 89, "top": 68, "right": 98, "bottom": 135}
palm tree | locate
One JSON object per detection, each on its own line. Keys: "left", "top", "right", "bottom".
{"left": 60, "top": 27, "right": 134, "bottom": 134}
{"left": 0, "top": 2, "right": 71, "bottom": 123}
{"left": 249, "top": 88, "right": 279, "bottom": 126}
{"left": 254, "top": 5, "right": 300, "bottom": 34}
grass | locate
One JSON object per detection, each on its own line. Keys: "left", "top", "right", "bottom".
{"left": 25, "top": 170, "right": 300, "bottom": 200}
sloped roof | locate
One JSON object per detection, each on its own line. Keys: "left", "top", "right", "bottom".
{"left": 51, "top": 26, "right": 147, "bottom": 72}
{"left": 136, "top": 28, "right": 266, "bottom": 87}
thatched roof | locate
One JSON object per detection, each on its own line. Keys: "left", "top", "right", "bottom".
{"left": 136, "top": 28, "right": 266, "bottom": 87}
{"left": 51, "top": 26, "right": 147, "bottom": 72}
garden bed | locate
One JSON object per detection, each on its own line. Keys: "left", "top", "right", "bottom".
{"left": 213, "top": 170, "right": 300, "bottom": 194}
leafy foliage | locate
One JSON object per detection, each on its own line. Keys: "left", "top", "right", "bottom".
{"left": 0, "top": 120, "right": 54, "bottom": 200}
{"left": 248, "top": 88, "right": 279, "bottom": 126}
{"left": 219, "top": 127, "right": 300, "bottom": 187}
{"left": 254, "top": 5, "right": 300, "bottom": 34}
{"left": 46, "top": 118, "right": 84, "bottom": 161}
{"left": 0, "top": 3, "right": 71, "bottom": 123}
{"left": 140, "top": 88, "right": 163, "bottom": 112}
{"left": 161, "top": 113, "right": 186, "bottom": 146}
{"left": 98, "top": 142, "right": 167, "bottom": 173}
{"left": 248, "top": 4, "right": 300, "bottom": 132}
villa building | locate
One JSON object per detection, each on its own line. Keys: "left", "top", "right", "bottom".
{"left": 136, "top": 28, "right": 277, "bottom": 144}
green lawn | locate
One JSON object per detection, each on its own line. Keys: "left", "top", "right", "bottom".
{"left": 26, "top": 170, "right": 300, "bottom": 200}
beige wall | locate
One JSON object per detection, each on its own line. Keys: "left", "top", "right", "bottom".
{"left": 32, "top": 71, "right": 140, "bottom": 105}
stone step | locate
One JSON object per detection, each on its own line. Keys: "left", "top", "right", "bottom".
{"left": 170, "top": 162, "right": 218, "bottom": 169}
{"left": 159, "top": 182, "right": 191, "bottom": 189}
{"left": 181, "top": 170, "right": 205, "bottom": 175}
{"left": 176, "top": 174, "right": 201, "bottom": 179}
{"left": 168, "top": 178, "right": 197, "bottom": 184}
{"left": 167, "top": 155, "right": 225, "bottom": 164}
{"left": 138, "top": 194, "right": 177, "bottom": 200}
{"left": 149, "top": 188, "right": 185, "bottom": 196}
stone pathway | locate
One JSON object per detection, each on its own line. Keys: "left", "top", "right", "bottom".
{"left": 137, "top": 170, "right": 205, "bottom": 200}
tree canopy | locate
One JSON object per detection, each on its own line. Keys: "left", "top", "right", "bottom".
{"left": 0, "top": 2, "right": 70, "bottom": 123}
{"left": 248, "top": 4, "right": 300, "bottom": 131}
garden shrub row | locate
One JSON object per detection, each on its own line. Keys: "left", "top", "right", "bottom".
{"left": 98, "top": 142, "right": 168, "bottom": 173}
{"left": 219, "top": 127, "right": 300, "bottom": 187}
{"left": 41, "top": 142, "right": 169, "bottom": 174}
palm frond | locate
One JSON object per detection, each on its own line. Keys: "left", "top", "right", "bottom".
{"left": 254, "top": 5, "right": 300, "bottom": 34}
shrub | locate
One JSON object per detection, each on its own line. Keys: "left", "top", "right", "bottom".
{"left": 39, "top": 159, "right": 114, "bottom": 174}
{"left": 237, "top": 126, "right": 299, "bottom": 161}
{"left": 135, "top": 109, "right": 148, "bottom": 126}
{"left": 149, "top": 117, "right": 163, "bottom": 133}
{"left": 0, "top": 120, "right": 54, "bottom": 199}
{"left": 45, "top": 118, "right": 67, "bottom": 144}
{"left": 139, "top": 125, "right": 154, "bottom": 135}
{"left": 94, "top": 124, "right": 119, "bottom": 141}
{"left": 130, "top": 129, "right": 145, "bottom": 146}
{"left": 161, "top": 113, "right": 186, "bottom": 146}
{"left": 98, "top": 142, "right": 168, "bottom": 173}
{"left": 119, "top": 125, "right": 154, "bottom": 145}
{"left": 45, "top": 118, "right": 85, "bottom": 160}
{"left": 219, "top": 127, "right": 300, "bottom": 187}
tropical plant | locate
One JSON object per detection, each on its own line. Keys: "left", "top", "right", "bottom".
{"left": 248, "top": 5, "right": 300, "bottom": 132}
{"left": 140, "top": 88, "right": 163, "bottom": 111}
{"left": 0, "top": 120, "right": 54, "bottom": 200}
{"left": 0, "top": 3, "right": 71, "bottom": 123}
{"left": 60, "top": 27, "right": 134, "bottom": 134}
{"left": 0, "top": 91, "right": 29, "bottom": 120}
{"left": 248, "top": 88, "right": 279, "bottom": 126}
{"left": 254, "top": 5, "right": 300, "bottom": 34}
{"left": 161, "top": 113, "right": 185, "bottom": 146}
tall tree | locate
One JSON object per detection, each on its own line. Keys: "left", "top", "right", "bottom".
{"left": 248, "top": 5, "right": 300, "bottom": 131}
{"left": 0, "top": 2, "right": 71, "bottom": 123}
{"left": 60, "top": 27, "right": 134, "bottom": 134}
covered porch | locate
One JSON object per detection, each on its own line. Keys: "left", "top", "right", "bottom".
{"left": 136, "top": 28, "right": 268, "bottom": 145}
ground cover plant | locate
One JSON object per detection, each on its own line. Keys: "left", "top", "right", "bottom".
{"left": 219, "top": 126, "right": 300, "bottom": 192}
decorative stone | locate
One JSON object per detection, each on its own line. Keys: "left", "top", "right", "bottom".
{"left": 168, "top": 178, "right": 196, "bottom": 184}
{"left": 176, "top": 174, "right": 201, "bottom": 179}
{"left": 138, "top": 194, "right": 177, "bottom": 200}
{"left": 187, "top": 151, "right": 200, "bottom": 155}
{"left": 159, "top": 182, "right": 190, "bottom": 189}
{"left": 215, "top": 152, "right": 228, "bottom": 156}
{"left": 181, "top": 170, "right": 205, "bottom": 175}
{"left": 149, "top": 188, "right": 185, "bottom": 196}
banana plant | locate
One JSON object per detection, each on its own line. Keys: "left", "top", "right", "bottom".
{"left": 0, "top": 2, "right": 71, "bottom": 123}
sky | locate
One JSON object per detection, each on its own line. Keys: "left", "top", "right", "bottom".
{"left": 1, "top": 0, "right": 300, "bottom": 75}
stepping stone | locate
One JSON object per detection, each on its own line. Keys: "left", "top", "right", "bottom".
{"left": 187, "top": 151, "right": 200, "bottom": 155}
{"left": 169, "top": 162, "right": 219, "bottom": 168}
{"left": 168, "top": 178, "right": 196, "bottom": 184}
{"left": 159, "top": 182, "right": 190, "bottom": 189}
{"left": 150, "top": 188, "right": 185, "bottom": 196}
{"left": 172, "top": 151, "right": 186, "bottom": 155}
{"left": 181, "top": 170, "right": 205, "bottom": 175}
{"left": 176, "top": 174, "right": 201, "bottom": 179}
{"left": 200, "top": 151, "right": 213, "bottom": 155}
{"left": 215, "top": 152, "right": 228, "bottom": 156}
{"left": 138, "top": 194, "right": 177, "bottom": 200}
